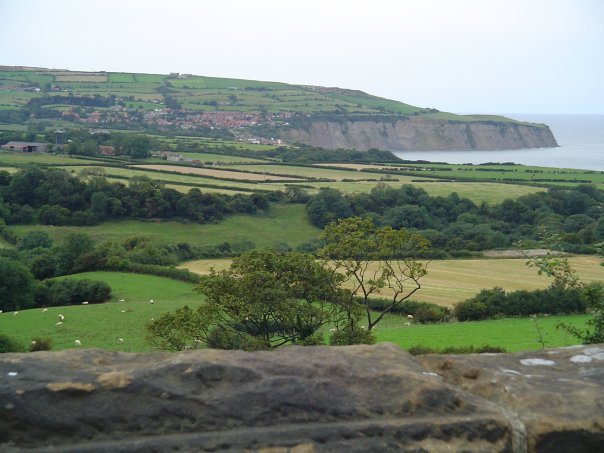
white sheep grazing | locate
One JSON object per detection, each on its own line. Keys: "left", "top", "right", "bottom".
{"left": 30, "top": 340, "right": 37, "bottom": 346}
{"left": 58, "top": 314, "right": 65, "bottom": 321}
{"left": 82, "top": 301, "right": 89, "bottom": 305}
{"left": 13, "top": 311, "right": 18, "bottom": 316}
{"left": 0, "top": 310, "right": 3, "bottom": 314}
{"left": 56, "top": 322, "right": 63, "bottom": 326}
{"left": 403, "top": 322, "right": 411, "bottom": 326}
{"left": 42, "top": 308, "right": 48, "bottom": 312}
{"left": 407, "top": 314, "right": 414, "bottom": 319}
{"left": 329, "top": 328, "right": 337, "bottom": 332}
{"left": 149, "top": 299, "right": 154, "bottom": 304}
{"left": 118, "top": 299, "right": 125, "bottom": 302}
{"left": 74, "top": 340, "right": 82, "bottom": 346}
{"left": 121, "top": 310, "right": 126, "bottom": 313}
{"left": 117, "top": 338, "right": 124, "bottom": 343}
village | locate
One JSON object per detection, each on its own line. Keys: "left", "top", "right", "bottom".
{"left": 53, "top": 106, "right": 290, "bottom": 145}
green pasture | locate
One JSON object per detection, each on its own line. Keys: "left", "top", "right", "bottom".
{"left": 299, "top": 180, "right": 543, "bottom": 204}
{"left": 374, "top": 314, "right": 590, "bottom": 352}
{"left": 108, "top": 73, "right": 136, "bottom": 83}
{"left": 133, "top": 74, "right": 167, "bottom": 83}
{"left": 0, "top": 124, "right": 27, "bottom": 131}
{"left": 0, "top": 152, "right": 97, "bottom": 165}
{"left": 222, "top": 163, "right": 407, "bottom": 181}
{"left": 178, "top": 152, "right": 267, "bottom": 163}
{"left": 0, "top": 272, "right": 201, "bottom": 352}
{"left": 10, "top": 203, "right": 321, "bottom": 249}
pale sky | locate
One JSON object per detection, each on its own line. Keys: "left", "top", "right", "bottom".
{"left": 1, "top": 0, "right": 603, "bottom": 114}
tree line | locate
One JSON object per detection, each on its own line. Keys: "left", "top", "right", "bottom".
{"left": 305, "top": 183, "right": 604, "bottom": 255}
{"left": 0, "top": 166, "right": 270, "bottom": 227}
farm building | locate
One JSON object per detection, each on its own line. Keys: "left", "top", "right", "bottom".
{"left": 98, "top": 145, "right": 115, "bottom": 156}
{"left": 153, "top": 151, "right": 183, "bottom": 162}
{"left": 0, "top": 141, "right": 48, "bottom": 152}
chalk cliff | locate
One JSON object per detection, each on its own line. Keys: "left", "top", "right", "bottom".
{"left": 277, "top": 117, "right": 558, "bottom": 151}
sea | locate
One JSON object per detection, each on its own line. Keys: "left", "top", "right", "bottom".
{"left": 392, "top": 114, "right": 604, "bottom": 171}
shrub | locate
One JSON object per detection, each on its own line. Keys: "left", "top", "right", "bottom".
{"left": 28, "top": 337, "right": 52, "bottom": 352}
{"left": 329, "top": 326, "right": 375, "bottom": 345}
{"left": 365, "top": 297, "right": 451, "bottom": 323}
{"left": 454, "top": 286, "right": 588, "bottom": 321}
{"left": 35, "top": 279, "right": 111, "bottom": 307}
{"left": 0, "top": 334, "right": 22, "bottom": 353}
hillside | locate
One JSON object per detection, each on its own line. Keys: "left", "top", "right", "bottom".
{"left": 0, "top": 67, "right": 557, "bottom": 151}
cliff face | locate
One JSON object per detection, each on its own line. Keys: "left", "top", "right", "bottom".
{"left": 277, "top": 117, "right": 558, "bottom": 151}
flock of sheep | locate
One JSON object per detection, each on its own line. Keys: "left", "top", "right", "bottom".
{"left": 4, "top": 297, "right": 157, "bottom": 349}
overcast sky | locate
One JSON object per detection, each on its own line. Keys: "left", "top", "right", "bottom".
{"left": 1, "top": 0, "right": 603, "bottom": 114}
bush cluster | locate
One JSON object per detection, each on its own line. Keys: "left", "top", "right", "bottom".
{"left": 0, "top": 334, "right": 22, "bottom": 353}
{"left": 365, "top": 297, "right": 451, "bottom": 323}
{"left": 34, "top": 279, "right": 111, "bottom": 307}
{"left": 453, "top": 286, "right": 590, "bottom": 321}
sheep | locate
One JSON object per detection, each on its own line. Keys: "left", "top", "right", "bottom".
{"left": 30, "top": 340, "right": 37, "bottom": 346}
{"left": 13, "top": 311, "right": 18, "bottom": 316}
{"left": 0, "top": 310, "right": 3, "bottom": 314}
{"left": 329, "top": 328, "right": 337, "bottom": 333}
{"left": 58, "top": 314, "right": 65, "bottom": 321}
{"left": 118, "top": 299, "right": 125, "bottom": 302}
{"left": 121, "top": 310, "right": 126, "bottom": 313}
{"left": 82, "top": 301, "right": 89, "bottom": 305}
{"left": 407, "top": 314, "right": 414, "bottom": 319}
{"left": 74, "top": 340, "right": 82, "bottom": 346}
{"left": 117, "top": 338, "right": 124, "bottom": 343}
{"left": 42, "top": 308, "right": 48, "bottom": 312}
{"left": 56, "top": 322, "right": 63, "bottom": 326}
{"left": 149, "top": 299, "right": 154, "bottom": 304}
{"left": 403, "top": 322, "right": 411, "bottom": 326}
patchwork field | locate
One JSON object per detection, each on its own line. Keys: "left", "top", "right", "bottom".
{"left": 133, "top": 164, "right": 305, "bottom": 181}
{"left": 0, "top": 271, "right": 591, "bottom": 353}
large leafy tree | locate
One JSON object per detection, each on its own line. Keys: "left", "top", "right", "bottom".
{"left": 147, "top": 250, "right": 345, "bottom": 351}
{"left": 319, "top": 217, "right": 430, "bottom": 331}
{"left": 0, "top": 256, "right": 35, "bottom": 311}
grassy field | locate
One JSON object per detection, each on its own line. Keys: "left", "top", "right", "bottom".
{"left": 0, "top": 272, "right": 201, "bottom": 352}
{"left": 182, "top": 256, "right": 604, "bottom": 307}
{"left": 0, "top": 152, "right": 95, "bottom": 165}
{"left": 10, "top": 203, "right": 321, "bottom": 249}
{"left": 373, "top": 314, "right": 590, "bottom": 353}
{"left": 178, "top": 152, "right": 267, "bottom": 163}
{"left": 302, "top": 180, "right": 543, "bottom": 204}
{"left": 222, "top": 163, "right": 404, "bottom": 181}
{"left": 0, "top": 271, "right": 591, "bottom": 353}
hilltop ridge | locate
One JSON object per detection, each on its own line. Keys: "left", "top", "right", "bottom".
{"left": 0, "top": 67, "right": 557, "bottom": 150}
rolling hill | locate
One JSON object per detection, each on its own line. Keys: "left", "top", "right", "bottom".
{"left": 0, "top": 66, "right": 557, "bottom": 151}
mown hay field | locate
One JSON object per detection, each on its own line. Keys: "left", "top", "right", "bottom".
{"left": 182, "top": 256, "right": 604, "bottom": 307}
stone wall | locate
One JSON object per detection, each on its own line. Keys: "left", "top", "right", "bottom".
{"left": 0, "top": 343, "right": 602, "bottom": 451}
